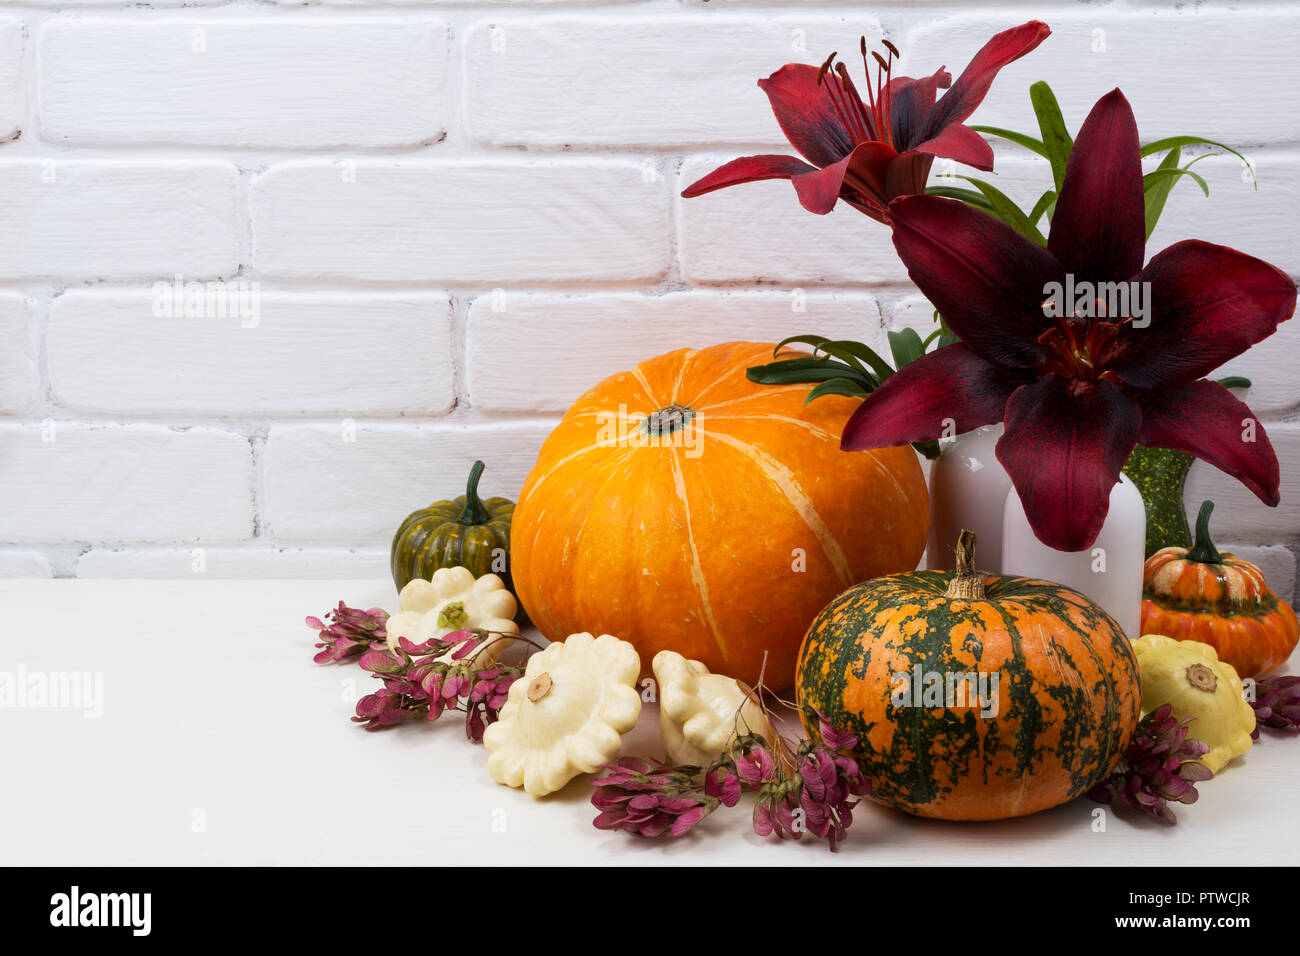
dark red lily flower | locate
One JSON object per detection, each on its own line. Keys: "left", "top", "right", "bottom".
{"left": 841, "top": 89, "right": 1296, "bottom": 552}
{"left": 681, "top": 21, "right": 1050, "bottom": 222}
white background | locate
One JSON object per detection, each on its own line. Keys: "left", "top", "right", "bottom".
{"left": 0, "top": 0, "right": 1297, "bottom": 607}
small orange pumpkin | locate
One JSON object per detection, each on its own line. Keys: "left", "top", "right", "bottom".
{"left": 510, "top": 342, "right": 930, "bottom": 689}
{"left": 1141, "top": 500, "right": 1299, "bottom": 677}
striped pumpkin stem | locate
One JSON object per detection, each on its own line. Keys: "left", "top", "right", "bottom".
{"left": 458, "top": 460, "right": 491, "bottom": 526}
{"left": 945, "top": 530, "right": 986, "bottom": 600}
{"left": 1185, "top": 500, "right": 1223, "bottom": 565}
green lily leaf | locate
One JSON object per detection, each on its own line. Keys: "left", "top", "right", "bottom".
{"left": 815, "top": 339, "right": 897, "bottom": 384}
{"left": 968, "top": 124, "right": 1047, "bottom": 157}
{"left": 1142, "top": 145, "right": 1183, "bottom": 239}
{"left": 887, "top": 328, "right": 926, "bottom": 371}
{"left": 1029, "top": 81, "right": 1073, "bottom": 192}
{"left": 912, "top": 439, "right": 942, "bottom": 461}
{"left": 746, "top": 358, "right": 872, "bottom": 387}
{"left": 772, "top": 334, "right": 893, "bottom": 384}
{"left": 950, "top": 175, "right": 1047, "bottom": 245}
{"left": 1028, "top": 187, "right": 1057, "bottom": 227}
{"left": 804, "top": 377, "right": 872, "bottom": 404}
{"left": 1140, "top": 136, "right": 1256, "bottom": 188}
{"left": 924, "top": 184, "right": 995, "bottom": 210}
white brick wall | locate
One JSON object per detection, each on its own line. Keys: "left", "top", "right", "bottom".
{"left": 0, "top": 1, "right": 1297, "bottom": 606}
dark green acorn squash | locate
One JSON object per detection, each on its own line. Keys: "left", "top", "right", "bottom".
{"left": 390, "top": 460, "right": 514, "bottom": 592}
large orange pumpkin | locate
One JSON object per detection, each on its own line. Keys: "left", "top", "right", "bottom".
{"left": 511, "top": 342, "right": 930, "bottom": 688}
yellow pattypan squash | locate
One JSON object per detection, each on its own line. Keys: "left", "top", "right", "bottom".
{"left": 483, "top": 633, "right": 642, "bottom": 797}
{"left": 653, "top": 651, "right": 774, "bottom": 767}
{"left": 1133, "top": 634, "right": 1255, "bottom": 773}
{"left": 385, "top": 567, "right": 518, "bottom": 664}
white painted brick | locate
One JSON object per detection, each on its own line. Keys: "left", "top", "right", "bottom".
{"left": 264, "top": 422, "right": 556, "bottom": 543}
{"left": 0, "top": 424, "right": 253, "bottom": 544}
{"left": 14, "top": 0, "right": 222, "bottom": 5}
{"left": 464, "top": 14, "right": 881, "bottom": 148}
{"left": 0, "top": 18, "right": 21, "bottom": 142}
{"left": 903, "top": 9, "right": 1300, "bottom": 147}
{"left": 678, "top": 154, "right": 909, "bottom": 284}
{"left": 253, "top": 159, "right": 669, "bottom": 282}
{"left": 0, "top": 550, "right": 54, "bottom": 578}
{"left": 48, "top": 290, "right": 454, "bottom": 416}
{"left": 0, "top": 160, "right": 240, "bottom": 280}
{"left": 76, "top": 547, "right": 389, "bottom": 580}
{"left": 39, "top": 18, "right": 449, "bottom": 149}
{"left": 0, "top": 293, "right": 38, "bottom": 414}
{"left": 1185, "top": 424, "right": 1300, "bottom": 542}
{"left": 466, "top": 291, "right": 887, "bottom": 412}
{"left": 1217, "top": 543, "right": 1297, "bottom": 603}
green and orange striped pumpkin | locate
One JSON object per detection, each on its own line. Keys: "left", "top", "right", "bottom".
{"left": 1141, "top": 500, "right": 1299, "bottom": 677}
{"left": 796, "top": 532, "right": 1141, "bottom": 821}
{"left": 511, "top": 342, "right": 930, "bottom": 690}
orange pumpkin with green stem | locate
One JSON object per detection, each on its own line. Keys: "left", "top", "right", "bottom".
{"left": 510, "top": 342, "right": 929, "bottom": 689}
{"left": 1141, "top": 500, "right": 1298, "bottom": 677}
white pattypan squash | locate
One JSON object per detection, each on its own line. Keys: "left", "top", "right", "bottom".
{"left": 385, "top": 567, "right": 518, "bottom": 664}
{"left": 654, "top": 650, "right": 773, "bottom": 767}
{"left": 482, "top": 633, "right": 641, "bottom": 797}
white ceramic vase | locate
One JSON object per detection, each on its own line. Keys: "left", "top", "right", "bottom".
{"left": 925, "top": 424, "right": 1012, "bottom": 573}
{"left": 1001, "top": 474, "right": 1146, "bottom": 639}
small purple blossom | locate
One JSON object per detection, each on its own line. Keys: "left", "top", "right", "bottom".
{"left": 1088, "top": 704, "right": 1214, "bottom": 824}
{"left": 1250, "top": 674, "right": 1300, "bottom": 737}
{"left": 704, "top": 760, "right": 742, "bottom": 808}
{"left": 308, "top": 602, "right": 389, "bottom": 664}
{"left": 590, "top": 758, "right": 719, "bottom": 838}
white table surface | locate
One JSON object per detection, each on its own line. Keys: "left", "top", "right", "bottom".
{"left": 2, "top": 578, "right": 1295, "bottom": 867}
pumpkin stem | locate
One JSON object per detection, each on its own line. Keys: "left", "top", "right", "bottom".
{"left": 945, "top": 529, "right": 986, "bottom": 601}
{"left": 646, "top": 404, "right": 694, "bottom": 438}
{"left": 1185, "top": 500, "right": 1223, "bottom": 565}
{"left": 458, "top": 460, "right": 491, "bottom": 526}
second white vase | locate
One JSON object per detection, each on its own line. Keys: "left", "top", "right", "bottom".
{"left": 1000, "top": 474, "right": 1146, "bottom": 639}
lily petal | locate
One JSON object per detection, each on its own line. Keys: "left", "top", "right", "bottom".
{"left": 758, "top": 64, "right": 858, "bottom": 169}
{"left": 681, "top": 154, "right": 818, "bottom": 198}
{"left": 883, "top": 150, "right": 936, "bottom": 204}
{"left": 923, "top": 21, "right": 1052, "bottom": 135}
{"left": 1048, "top": 89, "right": 1146, "bottom": 283}
{"left": 997, "top": 375, "right": 1142, "bottom": 551}
{"left": 841, "top": 343, "right": 1033, "bottom": 450}
{"left": 887, "top": 68, "right": 952, "bottom": 151}
{"left": 889, "top": 195, "right": 1063, "bottom": 368}
{"left": 910, "top": 122, "right": 995, "bottom": 170}
{"left": 793, "top": 140, "right": 897, "bottom": 214}
{"left": 1134, "top": 379, "right": 1280, "bottom": 506}
{"left": 1109, "top": 239, "right": 1297, "bottom": 389}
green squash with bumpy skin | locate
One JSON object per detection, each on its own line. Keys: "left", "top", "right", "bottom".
{"left": 390, "top": 460, "right": 514, "bottom": 592}
{"left": 1122, "top": 445, "right": 1193, "bottom": 559}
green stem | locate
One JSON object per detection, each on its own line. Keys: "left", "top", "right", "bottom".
{"left": 1185, "top": 500, "right": 1223, "bottom": 565}
{"left": 457, "top": 460, "right": 491, "bottom": 526}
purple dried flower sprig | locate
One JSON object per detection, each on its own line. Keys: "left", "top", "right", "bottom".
{"left": 303, "top": 599, "right": 543, "bottom": 742}
{"left": 1088, "top": 704, "right": 1213, "bottom": 825}
{"left": 589, "top": 676, "right": 873, "bottom": 852}
{"left": 592, "top": 758, "right": 721, "bottom": 838}
{"left": 307, "top": 602, "right": 390, "bottom": 664}
{"left": 1249, "top": 674, "right": 1300, "bottom": 738}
